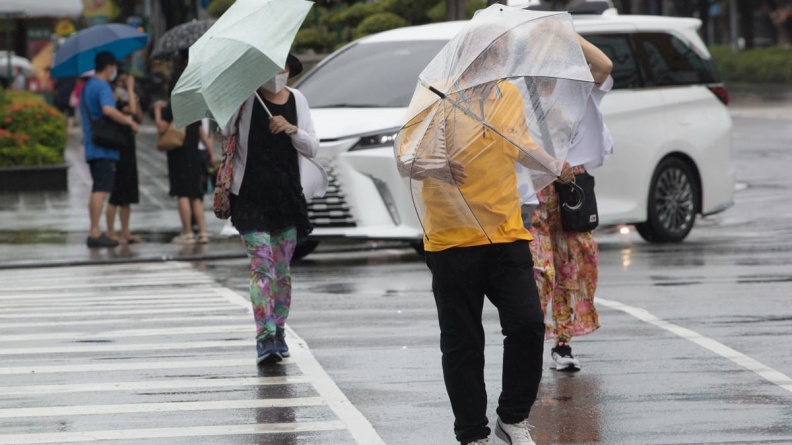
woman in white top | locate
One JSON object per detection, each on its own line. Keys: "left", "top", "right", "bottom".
{"left": 222, "top": 54, "right": 327, "bottom": 366}
{"left": 528, "top": 35, "right": 614, "bottom": 372}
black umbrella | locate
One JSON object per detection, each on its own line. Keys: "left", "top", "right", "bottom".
{"left": 150, "top": 20, "right": 215, "bottom": 60}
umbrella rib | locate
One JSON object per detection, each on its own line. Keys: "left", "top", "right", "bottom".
{"left": 439, "top": 92, "right": 557, "bottom": 177}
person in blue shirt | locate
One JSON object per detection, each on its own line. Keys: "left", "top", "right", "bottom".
{"left": 80, "top": 52, "right": 139, "bottom": 248}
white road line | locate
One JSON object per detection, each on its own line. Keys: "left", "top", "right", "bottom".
{"left": 0, "top": 314, "right": 251, "bottom": 330}
{"left": 0, "top": 339, "right": 253, "bottom": 356}
{"left": 0, "top": 301, "right": 231, "bottom": 314}
{"left": 0, "top": 358, "right": 254, "bottom": 375}
{"left": 0, "top": 269, "right": 206, "bottom": 284}
{"left": 0, "top": 397, "right": 325, "bottom": 418}
{"left": 0, "top": 421, "right": 347, "bottom": 444}
{"left": 0, "top": 325, "right": 252, "bottom": 342}
{"left": 0, "top": 279, "right": 216, "bottom": 292}
{"left": 0, "top": 295, "right": 224, "bottom": 306}
{"left": 598, "top": 298, "right": 792, "bottom": 394}
{"left": 0, "top": 376, "right": 311, "bottom": 395}
{"left": 212, "top": 286, "right": 387, "bottom": 445}
{"left": 0, "top": 305, "right": 241, "bottom": 319}
{"left": 0, "top": 290, "right": 219, "bottom": 301}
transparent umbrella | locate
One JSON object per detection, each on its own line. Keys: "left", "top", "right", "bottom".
{"left": 395, "top": 4, "right": 595, "bottom": 243}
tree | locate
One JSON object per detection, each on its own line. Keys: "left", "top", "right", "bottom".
{"left": 617, "top": 0, "right": 632, "bottom": 14}
{"left": 737, "top": 0, "right": 759, "bottom": 48}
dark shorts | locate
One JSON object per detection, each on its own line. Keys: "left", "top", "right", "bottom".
{"left": 89, "top": 159, "right": 117, "bottom": 193}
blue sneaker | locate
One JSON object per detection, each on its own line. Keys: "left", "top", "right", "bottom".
{"left": 275, "top": 327, "right": 290, "bottom": 358}
{"left": 256, "top": 336, "right": 282, "bottom": 365}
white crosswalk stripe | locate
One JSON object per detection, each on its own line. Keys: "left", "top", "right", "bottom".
{"left": 0, "top": 262, "right": 384, "bottom": 445}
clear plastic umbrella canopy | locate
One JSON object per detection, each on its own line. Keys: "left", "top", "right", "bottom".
{"left": 395, "top": 4, "right": 594, "bottom": 244}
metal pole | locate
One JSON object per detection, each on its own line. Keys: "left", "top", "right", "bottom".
{"left": 5, "top": 14, "right": 11, "bottom": 81}
{"left": 729, "top": 0, "right": 739, "bottom": 50}
{"left": 446, "top": 0, "right": 465, "bottom": 21}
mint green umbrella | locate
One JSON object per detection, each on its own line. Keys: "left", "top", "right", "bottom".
{"left": 171, "top": 0, "right": 313, "bottom": 129}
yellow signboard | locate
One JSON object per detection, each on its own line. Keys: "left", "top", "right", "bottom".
{"left": 55, "top": 20, "right": 76, "bottom": 37}
{"left": 82, "top": 0, "right": 115, "bottom": 18}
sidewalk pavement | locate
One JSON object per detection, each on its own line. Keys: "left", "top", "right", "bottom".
{"left": 0, "top": 123, "right": 251, "bottom": 267}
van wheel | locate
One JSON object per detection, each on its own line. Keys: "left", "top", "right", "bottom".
{"left": 293, "top": 239, "right": 319, "bottom": 261}
{"left": 636, "top": 157, "right": 699, "bottom": 243}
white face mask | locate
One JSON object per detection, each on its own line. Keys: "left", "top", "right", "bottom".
{"left": 109, "top": 68, "right": 118, "bottom": 82}
{"left": 261, "top": 72, "right": 288, "bottom": 94}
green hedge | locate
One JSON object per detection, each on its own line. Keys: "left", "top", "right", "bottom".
{"left": 710, "top": 45, "right": 792, "bottom": 83}
{"left": 354, "top": 12, "right": 409, "bottom": 39}
{"left": 0, "top": 91, "right": 66, "bottom": 167}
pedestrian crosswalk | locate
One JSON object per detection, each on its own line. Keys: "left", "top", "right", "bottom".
{"left": 0, "top": 262, "right": 384, "bottom": 445}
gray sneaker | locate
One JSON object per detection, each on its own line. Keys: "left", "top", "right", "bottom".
{"left": 495, "top": 418, "right": 535, "bottom": 445}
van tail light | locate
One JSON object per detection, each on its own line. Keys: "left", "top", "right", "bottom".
{"left": 708, "top": 83, "right": 730, "bottom": 106}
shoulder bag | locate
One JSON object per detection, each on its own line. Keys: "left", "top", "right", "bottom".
{"left": 80, "top": 86, "right": 130, "bottom": 151}
{"left": 156, "top": 121, "right": 186, "bottom": 152}
{"left": 555, "top": 170, "right": 599, "bottom": 233}
{"left": 213, "top": 105, "right": 245, "bottom": 219}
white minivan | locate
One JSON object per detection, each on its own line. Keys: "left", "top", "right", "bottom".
{"left": 293, "top": 9, "right": 735, "bottom": 257}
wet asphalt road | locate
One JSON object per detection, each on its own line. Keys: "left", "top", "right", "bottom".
{"left": 201, "top": 112, "right": 792, "bottom": 444}
{"left": 1, "top": 111, "right": 790, "bottom": 445}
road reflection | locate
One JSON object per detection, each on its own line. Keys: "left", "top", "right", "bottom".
{"left": 533, "top": 372, "right": 602, "bottom": 444}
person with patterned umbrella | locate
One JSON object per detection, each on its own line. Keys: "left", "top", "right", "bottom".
{"left": 150, "top": 20, "right": 215, "bottom": 60}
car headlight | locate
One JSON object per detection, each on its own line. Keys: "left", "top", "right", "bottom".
{"left": 349, "top": 128, "right": 400, "bottom": 151}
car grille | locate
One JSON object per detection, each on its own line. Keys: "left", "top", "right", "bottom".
{"left": 307, "top": 166, "right": 356, "bottom": 227}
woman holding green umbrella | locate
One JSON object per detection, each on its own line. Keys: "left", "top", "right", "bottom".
{"left": 169, "top": 0, "right": 322, "bottom": 365}
{"left": 223, "top": 54, "right": 326, "bottom": 365}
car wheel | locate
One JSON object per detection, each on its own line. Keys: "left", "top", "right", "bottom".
{"left": 636, "top": 157, "right": 699, "bottom": 243}
{"left": 293, "top": 239, "right": 320, "bottom": 261}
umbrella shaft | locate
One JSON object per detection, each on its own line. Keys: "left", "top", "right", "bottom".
{"left": 254, "top": 92, "right": 274, "bottom": 119}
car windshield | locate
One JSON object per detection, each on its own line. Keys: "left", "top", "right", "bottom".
{"left": 297, "top": 40, "right": 447, "bottom": 109}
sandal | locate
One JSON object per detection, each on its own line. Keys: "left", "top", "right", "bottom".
{"left": 171, "top": 233, "right": 195, "bottom": 245}
{"left": 196, "top": 233, "right": 210, "bottom": 244}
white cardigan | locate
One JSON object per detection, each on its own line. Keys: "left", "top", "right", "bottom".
{"left": 222, "top": 87, "right": 328, "bottom": 200}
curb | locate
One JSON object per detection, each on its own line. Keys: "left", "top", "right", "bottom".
{"left": 0, "top": 242, "right": 412, "bottom": 271}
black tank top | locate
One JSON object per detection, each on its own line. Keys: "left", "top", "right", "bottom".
{"left": 230, "top": 92, "right": 312, "bottom": 238}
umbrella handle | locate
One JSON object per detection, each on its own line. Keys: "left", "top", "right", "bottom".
{"left": 560, "top": 180, "right": 585, "bottom": 212}
{"left": 428, "top": 86, "right": 446, "bottom": 99}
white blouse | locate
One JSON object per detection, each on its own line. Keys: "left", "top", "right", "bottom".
{"left": 222, "top": 87, "right": 328, "bottom": 200}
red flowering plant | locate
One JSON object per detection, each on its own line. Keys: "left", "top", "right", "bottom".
{"left": 0, "top": 90, "right": 66, "bottom": 167}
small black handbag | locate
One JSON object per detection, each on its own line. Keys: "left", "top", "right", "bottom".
{"left": 80, "top": 88, "right": 130, "bottom": 151}
{"left": 555, "top": 171, "right": 599, "bottom": 233}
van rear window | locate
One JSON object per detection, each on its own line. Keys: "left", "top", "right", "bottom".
{"left": 633, "top": 32, "right": 719, "bottom": 86}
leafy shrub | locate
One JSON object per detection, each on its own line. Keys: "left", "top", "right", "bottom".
{"left": 0, "top": 144, "right": 63, "bottom": 167}
{"left": 327, "top": 2, "right": 384, "bottom": 29}
{"left": 295, "top": 28, "right": 335, "bottom": 54}
{"left": 0, "top": 93, "right": 66, "bottom": 167}
{"left": 354, "top": 12, "right": 409, "bottom": 39}
{"left": 426, "top": 0, "right": 488, "bottom": 22}
{"left": 710, "top": 45, "right": 792, "bottom": 83}
{"left": 379, "top": 0, "right": 443, "bottom": 25}
{"left": 207, "top": 0, "right": 235, "bottom": 18}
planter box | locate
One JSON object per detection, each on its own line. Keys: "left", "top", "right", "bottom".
{"left": 0, "top": 164, "right": 68, "bottom": 192}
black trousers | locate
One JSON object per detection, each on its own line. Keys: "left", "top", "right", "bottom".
{"left": 425, "top": 240, "right": 545, "bottom": 444}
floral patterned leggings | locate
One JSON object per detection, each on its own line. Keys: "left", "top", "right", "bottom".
{"left": 529, "top": 185, "right": 600, "bottom": 344}
{"left": 240, "top": 228, "right": 297, "bottom": 341}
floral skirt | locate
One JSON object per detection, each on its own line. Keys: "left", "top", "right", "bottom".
{"left": 529, "top": 184, "right": 600, "bottom": 342}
